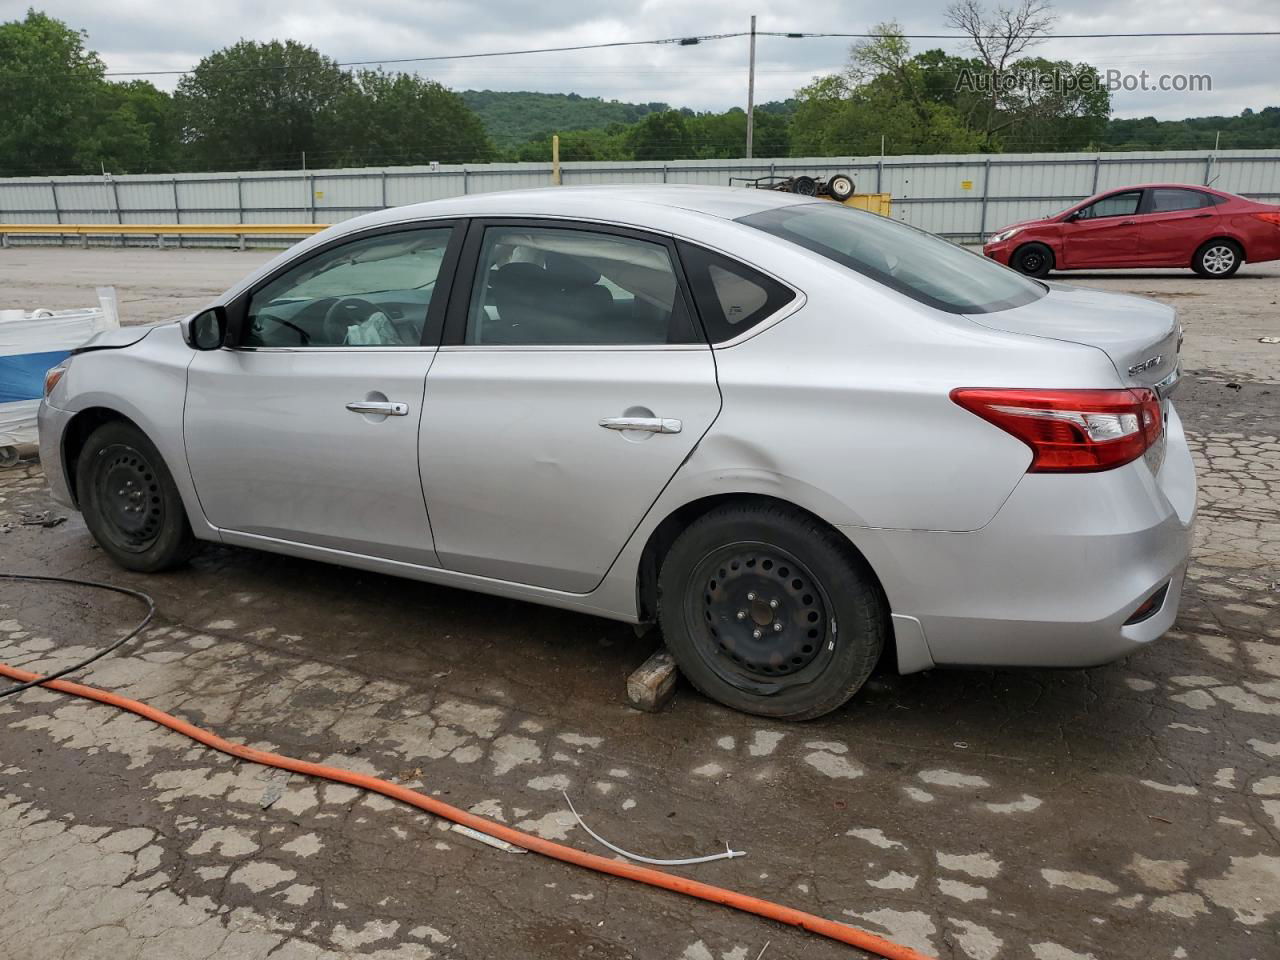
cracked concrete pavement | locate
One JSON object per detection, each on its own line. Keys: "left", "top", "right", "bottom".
{"left": 1, "top": 249, "right": 1278, "bottom": 959}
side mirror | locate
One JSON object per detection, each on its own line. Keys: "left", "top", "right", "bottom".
{"left": 1064, "top": 211, "right": 1082, "bottom": 223}
{"left": 183, "top": 307, "right": 227, "bottom": 350}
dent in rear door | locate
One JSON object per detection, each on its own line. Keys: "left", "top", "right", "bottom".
{"left": 419, "top": 348, "right": 720, "bottom": 593}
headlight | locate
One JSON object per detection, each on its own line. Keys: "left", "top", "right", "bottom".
{"left": 43, "top": 360, "right": 69, "bottom": 397}
{"left": 987, "top": 227, "right": 1022, "bottom": 244}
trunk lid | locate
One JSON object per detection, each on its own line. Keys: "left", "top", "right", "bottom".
{"left": 965, "top": 282, "right": 1181, "bottom": 392}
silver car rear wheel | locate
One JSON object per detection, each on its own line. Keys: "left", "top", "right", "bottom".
{"left": 657, "top": 502, "right": 886, "bottom": 720}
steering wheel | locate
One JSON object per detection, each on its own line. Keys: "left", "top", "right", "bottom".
{"left": 322, "top": 297, "right": 382, "bottom": 345}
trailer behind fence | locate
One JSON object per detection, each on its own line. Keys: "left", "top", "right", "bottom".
{"left": 1, "top": 150, "right": 1276, "bottom": 247}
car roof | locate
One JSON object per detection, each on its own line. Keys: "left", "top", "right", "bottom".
{"left": 1093, "top": 183, "right": 1231, "bottom": 195}
{"left": 223, "top": 185, "right": 826, "bottom": 302}
{"left": 337, "top": 184, "right": 821, "bottom": 233}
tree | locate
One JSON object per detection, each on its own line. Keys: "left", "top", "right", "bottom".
{"left": 789, "top": 31, "right": 985, "bottom": 158}
{"left": 626, "top": 111, "right": 693, "bottom": 160}
{"left": 86, "top": 80, "right": 180, "bottom": 173}
{"left": 176, "top": 40, "right": 350, "bottom": 170}
{"left": 511, "top": 127, "right": 631, "bottom": 162}
{"left": 686, "top": 108, "right": 790, "bottom": 159}
{"left": 945, "top": 0, "right": 1057, "bottom": 146}
{"left": 0, "top": 10, "right": 105, "bottom": 175}
{"left": 994, "top": 57, "right": 1109, "bottom": 151}
{"left": 790, "top": 73, "right": 983, "bottom": 156}
{"left": 331, "top": 70, "right": 494, "bottom": 166}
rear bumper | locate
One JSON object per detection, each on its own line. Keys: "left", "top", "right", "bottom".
{"left": 848, "top": 404, "right": 1196, "bottom": 671}
{"left": 36, "top": 400, "right": 76, "bottom": 509}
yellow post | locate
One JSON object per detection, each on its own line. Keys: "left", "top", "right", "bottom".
{"left": 551, "top": 135, "right": 562, "bottom": 186}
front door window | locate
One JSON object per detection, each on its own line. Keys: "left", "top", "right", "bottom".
{"left": 245, "top": 229, "right": 453, "bottom": 347}
{"left": 1076, "top": 192, "right": 1141, "bottom": 220}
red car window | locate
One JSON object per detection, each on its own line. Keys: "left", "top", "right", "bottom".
{"left": 1147, "top": 189, "right": 1212, "bottom": 213}
{"left": 1077, "top": 191, "right": 1141, "bottom": 220}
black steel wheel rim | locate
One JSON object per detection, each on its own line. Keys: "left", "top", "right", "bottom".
{"left": 685, "top": 541, "right": 836, "bottom": 696}
{"left": 1021, "top": 251, "right": 1044, "bottom": 271}
{"left": 93, "top": 443, "right": 164, "bottom": 553}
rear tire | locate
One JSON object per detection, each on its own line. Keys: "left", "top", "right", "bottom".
{"left": 76, "top": 421, "right": 197, "bottom": 572}
{"left": 827, "top": 174, "right": 855, "bottom": 202}
{"left": 1192, "top": 239, "right": 1241, "bottom": 278}
{"left": 657, "top": 503, "right": 886, "bottom": 720}
{"left": 1012, "top": 242, "right": 1054, "bottom": 278}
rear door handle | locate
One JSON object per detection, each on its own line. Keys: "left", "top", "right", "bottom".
{"left": 346, "top": 401, "right": 409, "bottom": 416}
{"left": 1194, "top": 213, "right": 1212, "bottom": 219}
{"left": 599, "top": 416, "right": 682, "bottom": 434}
{"left": 1120, "top": 220, "right": 1137, "bottom": 225}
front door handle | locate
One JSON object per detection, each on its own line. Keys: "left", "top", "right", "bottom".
{"left": 1120, "top": 220, "right": 1137, "bottom": 225}
{"left": 599, "top": 416, "right": 682, "bottom": 434}
{"left": 346, "top": 401, "right": 409, "bottom": 416}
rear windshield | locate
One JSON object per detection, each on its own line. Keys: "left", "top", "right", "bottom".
{"left": 738, "top": 203, "right": 1045, "bottom": 314}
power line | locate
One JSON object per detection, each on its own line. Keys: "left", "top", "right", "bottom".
{"left": 773, "top": 31, "right": 1280, "bottom": 39}
{"left": 98, "top": 28, "right": 1280, "bottom": 79}
{"left": 101, "top": 34, "right": 744, "bottom": 78}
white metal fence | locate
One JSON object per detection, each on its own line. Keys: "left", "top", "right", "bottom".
{"left": 1, "top": 150, "right": 1276, "bottom": 245}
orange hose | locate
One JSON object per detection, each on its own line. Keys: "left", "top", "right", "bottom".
{"left": 0, "top": 660, "right": 936, "bottom": 960}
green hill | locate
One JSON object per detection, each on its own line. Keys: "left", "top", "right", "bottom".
{"left": 459, "top": 91, "right": 670, "bottom": 147}
{"left": 1105, "top": 106, "right": 1280, "bottom": 150}
{"left": 465, "top": 88, "right": 1278, "bottom": 157}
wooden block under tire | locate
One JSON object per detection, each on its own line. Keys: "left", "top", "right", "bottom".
{"left": 627, "top": 648, "right": 678, "bottom": 713}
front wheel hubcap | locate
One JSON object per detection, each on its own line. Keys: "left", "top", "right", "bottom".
{"left": 689, "top": 542, "right": 835, "bottom": 694}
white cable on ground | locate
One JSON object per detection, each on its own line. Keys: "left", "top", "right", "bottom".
{"left": 563, "top": 791, "right": 746, "bottom": 866}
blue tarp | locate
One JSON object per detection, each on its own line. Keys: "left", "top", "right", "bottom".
{"left": 1, "top": 295, "right": 116, "bottom": 447}
{"left": 0, "top": 349, "right": 70, "bottom": 403}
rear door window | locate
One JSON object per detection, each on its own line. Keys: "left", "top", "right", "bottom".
{"left": 676, "top": 242, "right": 796, "bottom": 343}
{"left": 464, "top": 226, "right": 699, "bottom": 346}
{"left": 1145, "top": 188, "right": 1212, "bottom": 213}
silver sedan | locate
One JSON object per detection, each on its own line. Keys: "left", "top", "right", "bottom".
{"left": 38, "top": 186, "right": 1196, "bottom": 719}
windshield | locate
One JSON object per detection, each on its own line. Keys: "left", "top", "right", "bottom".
{"left": 738, "top": 203, "right": 1046, "bottom": 314}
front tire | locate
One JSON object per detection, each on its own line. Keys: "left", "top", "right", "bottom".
{"left": 76, "top": 421, "right": 196, "bottom": 572}
{"left": 1192, "top": 239, "right": 1241, "bottom": 278}
{"left": 657, "top": 503, "right": 886, "bottom": 720}
{"left": 1012, "top": 242, "right": 1054, "bottom": 278}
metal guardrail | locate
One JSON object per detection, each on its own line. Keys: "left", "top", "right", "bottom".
{"left": 0, "top": 223, "right": 328, "bottom": 250}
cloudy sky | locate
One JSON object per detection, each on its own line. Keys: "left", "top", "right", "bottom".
{"left": 9, "top": 0, "right": 1278, "bottom": 121}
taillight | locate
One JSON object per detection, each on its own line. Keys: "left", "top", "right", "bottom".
{"left": 951, "top": 387, "right": 1163, "bottom": 473}
{"left": 1253, "top": 211, "right": 1280, "bottom": 227}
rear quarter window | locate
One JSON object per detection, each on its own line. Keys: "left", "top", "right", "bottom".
{"left": 676, "top": 241, "right": 796, "bottom": 343}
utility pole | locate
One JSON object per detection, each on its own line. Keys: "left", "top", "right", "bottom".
{"left": 745, "top": 15, "right": 757, "bottom": 159}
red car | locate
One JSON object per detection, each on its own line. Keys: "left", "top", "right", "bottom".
{"left": 983, "top": 183, "right": 1280, "bottom": 279}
